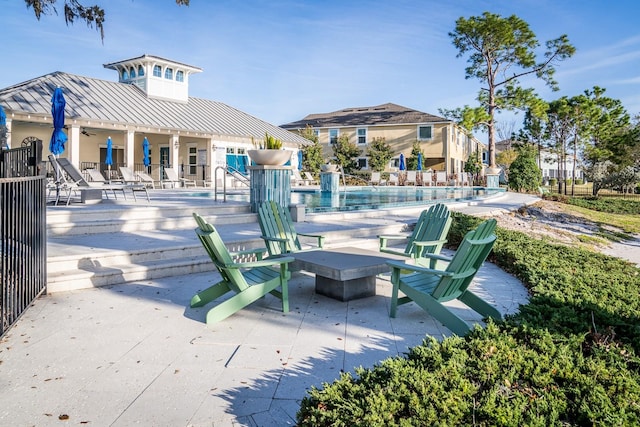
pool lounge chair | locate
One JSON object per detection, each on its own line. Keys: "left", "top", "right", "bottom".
{"left": 303, "top": 172, "right": 318, "bottom": 185}
{"left": 435, "top": 171, "right": 448, "bottom": 186}
{"left": 163, "top": 168, "right": 197, "bottom": 188}
{"left": 190, "top": 212, "right": 294, "bottom": 325}
{"left": 136, "top": 171, "right": 157, "bottom": 189}
{"left": 405, "top": 170, "right": 417, "bottom": 186}
{"left": 388, "top": 173, "right": 399, "bottom": 186}
{"left": 387, "top": 219, "right": 501, "bottom": 336}
{"left": 369, "top": 172, "right": 386, "bottom": 186}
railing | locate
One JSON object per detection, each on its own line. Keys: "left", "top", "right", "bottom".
{"left": 1, "top": 142, "right": 47, "bottom": 338}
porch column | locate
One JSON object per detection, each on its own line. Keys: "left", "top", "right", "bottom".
{"left": 68, "top": 125, "right": 81, "bottom": 167}
{"left": 3, "top": 118, "right": 11, "bottom": 149}
{"left": 171, "top": 134, "right": 180, "bottom": 171}
{"left": 124, "top": 130, "right": 135, "bottom": 168}
{"left": 207, "top": 137, "right": 216, "bottom": 183}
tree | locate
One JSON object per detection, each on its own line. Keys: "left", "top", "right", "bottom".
{"left": 448, "top": 12, "right": 575, "bottom": 169}
{"left": 367, "top": 137, "right": 393, "bottom": 172}
{"left": 464, "top": 147, "right": 483, "bottom": 185}
{"left": 406, "top": 141, "right": 423, "bottom": 171}
{"left": 507, "top": 143, "right": 541, "bottom": 192}
{"left": 24, "top": 0, "right": 190, "bottom": 40}
{"left": 332, "top": 134, "right": 361, "bottom": 175}
{"left": 299, "top": 125, "right": 323, "bottom": 175}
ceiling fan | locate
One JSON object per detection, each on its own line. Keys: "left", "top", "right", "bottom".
{"left": 81, "top": 128, "right": 96, "bottom": 137}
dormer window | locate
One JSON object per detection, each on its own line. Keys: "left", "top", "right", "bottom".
{"left": 165, "top": 68, "right": 173, "bottom": 80}
{"left": 176, "top": 70, "right": 184, "bottom": 82}
{"left": 138, "top": 65, "right": 144, "bottom": 77}
{"left": 153, "top": 65, "right": 162, "bottom": 77}
{"left": 129, "top": 67, "right": 136, "bottom": 78}
{"left": 122, "top": 70, "right": 129, "bottom": 80}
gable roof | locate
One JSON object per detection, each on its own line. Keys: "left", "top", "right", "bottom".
{"left": 281, "top": 102, "right": 449, "bottom": 129}
{"left": 0, "top": 71, "right": 309, "bottom": 146}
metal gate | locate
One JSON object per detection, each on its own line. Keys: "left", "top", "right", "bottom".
{"left": 0, "top": 140, "right": 47, "bottom": 337}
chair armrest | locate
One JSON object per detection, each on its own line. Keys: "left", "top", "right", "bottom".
{"left": 228, "top": 256, "right": 294, "bottom": 269}
{"left": 297, "top": 233, "right": 325, "bottom": 248}
{"left": 410, "top": 239, "right": 448, "bottom": 257}
{"left": 379, "top": 247, "right": 407, "bottom": 257}
{"left": 378, "top": 234, "right": 409, "bottom": 250}
{"left": 385, "top": 260, "right": 454, "bottom": 277}
{"left": 230, "top": 247, "right": 267, "bottom": 260}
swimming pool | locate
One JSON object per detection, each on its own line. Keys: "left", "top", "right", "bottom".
{"left": 190, "top": 186, "right": 504, "bottom": 213}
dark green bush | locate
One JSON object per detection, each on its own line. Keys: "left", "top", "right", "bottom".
{"left": 297, "top": 210, "right": 640, "bottom": 426}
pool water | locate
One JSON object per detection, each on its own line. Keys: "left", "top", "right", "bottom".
{"left": 195, "top": 186, "right": 504, "bottom": 213}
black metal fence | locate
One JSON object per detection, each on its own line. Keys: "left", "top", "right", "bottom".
{"left": 1, "top": 141, "right": 47, "bottom": 338}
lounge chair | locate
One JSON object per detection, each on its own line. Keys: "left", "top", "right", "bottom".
{"left": 378, "top": 203, "right": 452, "bottom": 266}
{"left": 47, "top": 155, "right": 80, "bottom": 205}
{"left": 303, "top": 172, "right": 318, "bottom": 185}
{"left": 84, "top": 168, "right": 128, "bottom": 199}
{"left": 387, "top": 219, "right": 501, "bottom": 336}
{"left": 257, "top": 200, "right": 325, "bottom": 257}
{"left": 388, "top": 173, "right": 399, "bottom": 186}
{"left": 190, "top": 212, "right": 294, "bottom": 325}
{"left": 163, "top": 168, "right": 197, "bottom": 188}
{"left": 435, "top": 171, "right": 448, "bottom": 186}
{"left": 136, "top": 171, "right": 157, "bottom": 189}
{"left": 458, "top": 172, "right": 471, "bottom": 186}
{"left": 56, "top": 157, "right": 146, "bottom": 203}
{"left": 291, "top": 169, "right": 312, "bottom": 186}
{"left": 370, "top": 171, "right": 386, "bottom": 186}
{"left": 405, "top": 170, "right": 417, "bottom": 186}
{"left": 420, "top": 171, "right": 433, "bottom": 186}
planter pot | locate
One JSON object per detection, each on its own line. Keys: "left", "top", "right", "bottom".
{"left": 486, "top": 166, "right": 502, "bottom": 175}
{"left": 248, "top": 149, "right": 291, "bottom": 166}
{"left": 321, "top": 164, "right": 340, "bottom": 173}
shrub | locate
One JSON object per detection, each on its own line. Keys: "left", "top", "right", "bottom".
{"left": 297, "top": 210, "right": 640, "bottom": 426}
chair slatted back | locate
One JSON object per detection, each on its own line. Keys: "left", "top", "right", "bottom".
{"left": 258, "top": 201, "right": 300, "bottom": 256}
{"left": 56, "top": 157, "right": 90, "bottom": 187}
{"left": 193, "top": 213, "right": 249, "bottom": 293}
{"left": 431, "top": 219, "right": 497, "bottom": 300}
{"left": 406, "top": 203, "right": 452, "bottom": 257}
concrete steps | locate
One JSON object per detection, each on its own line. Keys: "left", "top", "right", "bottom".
{"left": 46, "top": 201, "right": 409, "bottom": 292}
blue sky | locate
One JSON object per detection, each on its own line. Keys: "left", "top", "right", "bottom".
{"left": 2, "top": 0, "right": 640, "bottom": 142}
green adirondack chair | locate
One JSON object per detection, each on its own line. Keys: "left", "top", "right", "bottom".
{"left": 257, "top": 200, "right": 325, "bottom": 256}
{"left": 386, "top": 219, "right": 501, "bottom": 336}
{"left": 190, "top": 212, "right": 294, "bottom": 325}
{"left": 379, "top": 203, "right": 452, "bottom": 266}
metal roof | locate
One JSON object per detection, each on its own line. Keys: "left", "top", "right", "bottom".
{"left": 281, "top": 102, "right": 450, "bottom": 129}
{"left": 0, "top": 71, "right": 310, "bottom": 146}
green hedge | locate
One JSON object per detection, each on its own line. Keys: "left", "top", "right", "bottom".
{"left": 297, "top": 212, "right": 640, "bottom": 426}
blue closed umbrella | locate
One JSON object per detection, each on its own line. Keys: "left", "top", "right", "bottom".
{"left": 105, "top": 136, "right": 113, "bottom": 179}
{"left": 143, "top": 137, "right": 150, "bottom": 167}
{"left": 417, "top": 152, "right": 423, "bottom": 171}
{"left": 297, "top": 149, "right": 303, "bottom": 170}
{"left": 0, "top": 105, "right": 7, "bottom": 149}
{"left": 49, "top": 87, "right": 67, "bottom": 155}
{"left": 399, "top": 153, "right": 406, "bottom": 171}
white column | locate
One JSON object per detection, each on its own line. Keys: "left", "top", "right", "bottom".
{"left": 125, "top": 130, "right": 135, "bottom": 168}
{"left": 207, "top": 137, "right": 216, "bottom": 182}
{"left": 171, "top": 134, "right": 180, "bottom": 171}
{"left": 3, "top": 118, "right": 12, "bottom": 149}
{"left": 68, "top": 125, "right": 81, "bottom": 167}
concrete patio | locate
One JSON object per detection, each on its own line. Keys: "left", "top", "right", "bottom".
{"left": 0, "top": 192, "right": 536, "bottom": 426}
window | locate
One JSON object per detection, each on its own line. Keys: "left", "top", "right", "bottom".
{"left": 357, "top": 158, "right": 368, "bottom": 169}
{"left": 226, "top": 147, "right": 235, "bottom": 154}
{"left": 418, "top": 125, "right": 432, "bottom": 140}
{"left": 357, "top": 128, "right": 367, "bottom": 144}
{"left": 122, "top": 70, "right": 129, "bottom": 80}
{"left": 237, "top": 148, "right": 246, "bottom": 154}
{"left": 176, "top": 70, "right": 184, "bottom": 82}
{"left": 164, "top": 68, "right": 173, "bottom": 80}
{"left": 153, "top": 65, "right": 162, "bottom": 77}
{"left": 188, "top": 146, "right": 197, "bottom": 175}
{"left": 138, "top": 65, "right": 145, "bottom": 77}
{"left": 129, "top": 67, "right": 136, "bottom": 78}
{"left": 313, "top": 129, "right": 320, "bottom": 140}
{"left": 329, "top": 129, "right": 339, "bottom": 144}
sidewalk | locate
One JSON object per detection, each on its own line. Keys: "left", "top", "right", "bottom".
{"left": 0, "top": 193, "right": 536, "bottom": 427}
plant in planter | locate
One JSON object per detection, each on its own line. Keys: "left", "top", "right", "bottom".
{"left": 248, "top": 132, "right": 290, "bottom": 165}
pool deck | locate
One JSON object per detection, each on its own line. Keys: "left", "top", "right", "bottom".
{"left": 1, "top": 192, "right": 537, "bottom": 426}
